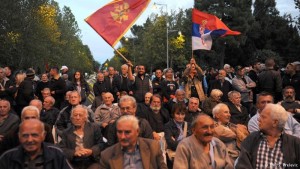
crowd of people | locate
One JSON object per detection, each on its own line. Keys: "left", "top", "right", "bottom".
{"left": 0, "top": 57, "right": 300, "bottom": 169}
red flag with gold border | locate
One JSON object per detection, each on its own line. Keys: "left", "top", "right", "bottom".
{"left": 85, "top": 0, "right": 150, "bottom": 47}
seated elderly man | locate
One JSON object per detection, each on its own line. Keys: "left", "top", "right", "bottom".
{"left": 212, "top": 103, "right": 249, "bottom": 163}
{"left": 278, "top": 86, "right": 300, "bottom": 122}
{"left": 40, "top": 96, "right": 60, "bottom": 128}
{"left": 0, "top": 119, "right": 72, "bottom": 169}
{"left": 100, "top": 115, "right": 167, "bottom": 169}
{"left": 136, "top": 92, "right": 153, "bottom": 118}
{"left": 165, "top": 89, "right": 188, "bottom": 113}
{"left": 55, "top": 91, "right": 94, "bottom": 136}
{"left": 59, "top": 105, "right": 104, "bottom": 169}
{"left": 0, "top": 106, "right": 54, "bottom": 154}
{"left": 236, "top": 104, "right": 300, "bottom": 168}
{"left": 226, "top": 91, "right": 249, "bottom": 125}
{"left": 184, "top": 97, "right": 203, "bottom": 124}
{"left": 94, "top": 92, "right": 120, "bottom": 137}
{"left": 202, "top": 89, "right": 223, "bottom": 117}
{"left": 174, "top": 113, "right": 233, "bottom": 168}
{"left": 248, "top": 92, "right": 300, "bottom": 138}
{"left": 106, "top": 95, "right": 153, "bottom": 147}
{"left": 0, "top": 99, "right": 20, "bottom": 142}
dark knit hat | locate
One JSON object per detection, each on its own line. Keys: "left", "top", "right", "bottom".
{"left": 26, "top": 69, "right": 35, "bottom": 79}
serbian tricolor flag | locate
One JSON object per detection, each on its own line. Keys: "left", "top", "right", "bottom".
{"left": 85, "top": 0, "right": 150, "bottom": 47}
{"left": 192, "top": 9, "right": 241, "bottom": 50}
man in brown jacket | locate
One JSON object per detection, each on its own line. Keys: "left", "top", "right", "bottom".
{"left": 100, "top": 115, "right": 167, "bottom": 169}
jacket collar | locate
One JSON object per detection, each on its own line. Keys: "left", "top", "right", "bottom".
{"left": 110, "top": 138, "right": 150, "bottom": 169}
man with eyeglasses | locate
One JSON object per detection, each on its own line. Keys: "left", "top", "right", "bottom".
{"left": 106, "top": 95, "right": 153, "bottom": 147}
{"left": 248, "top": 92, "right": 300, "bottom": 138}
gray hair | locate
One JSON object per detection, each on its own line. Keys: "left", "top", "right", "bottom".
{"left": 44, "top": 96, "right": 55, "bottom": 106}
{"left": 228, "top": 91, "right": 241, "bottom": 99}
{"left": 266, "top": 104, "right": 288, "bottom": 130}
{"left": 119, "top": 95, "right": 137, "bottom": 108}
{"left": 117, "top": 115, "right": 139, "bottom": 130}
{"left": 224, "top": 64, "right": 230, "bottom": 69}
{"left": 121, "top": 64, "right": 128, "bottom": 69}
{"left": 21, "top": 106, "right": 40, "bottom": 119}
{"left": 71, "top": 105, "right": 88, "bottom": 120}
{"left": 212, "top": 103, "right": 228, "bottom": 118}
{"left": 175, "top": 89, "right": 185, "bottom": 95}
{"left": 189, "top": 97, "right": 199, "bottom": 105}
{"left": 210, "top": 89, "right": 223, "bottom": 98}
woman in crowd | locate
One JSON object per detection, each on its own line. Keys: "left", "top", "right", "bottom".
{"left": 164, "top": 103, "right": 191, "bottom": 169}
{"left": 161, "top": 68, "right": 179, "bottom": 103}
{"left": 72, "top": 71, "right": 90, "bottom": 105}
{"left": 202, "top": 89, "right": 223, "bottom": 117}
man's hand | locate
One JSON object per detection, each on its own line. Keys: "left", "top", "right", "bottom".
{"left": 101, "top": 122, "right": 108, "bottom": 128}
{"left": 74, "top": 148, "right": 93, "bottom": 157}
{"left": 153, "top": 132, "right": 161, "bottom": 140}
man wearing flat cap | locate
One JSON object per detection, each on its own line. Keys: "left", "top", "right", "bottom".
{"left": 232, "top": 65, "right": 256, "bottom": 112}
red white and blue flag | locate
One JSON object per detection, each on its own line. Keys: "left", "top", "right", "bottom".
{"left": 192, "top": 9, "right": 241, "bottom": 50}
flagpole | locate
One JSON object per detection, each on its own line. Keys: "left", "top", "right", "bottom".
{"left": 113, "top": 47, "right": 133, "bottom": 66}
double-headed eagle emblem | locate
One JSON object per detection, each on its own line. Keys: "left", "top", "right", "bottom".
{"left": 110, "top": 3, "right": 130, "bottom": 24}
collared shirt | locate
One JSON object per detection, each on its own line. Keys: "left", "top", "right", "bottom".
{"left": 24, "top": 150, "right": 44, "bottom": 169}
{"left": 174, "top": 120, "right": 184, "bottom": 141}
{"left": 74, "top": 131, "right": 84, "bottom": 151}
{"left": 122, "top": 143, "right": 143, "bottom": 169}
{"left": 256, "top": 133, "right": 283, "bottom": 169}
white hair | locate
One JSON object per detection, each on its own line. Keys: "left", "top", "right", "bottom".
{"left": 266, "top": 104, "right": 288, "bottom": 130}
{"left": 210, "top": 89, "right": 223, "bottom": 98}
{"left": 21, "top": 106, "right": 40, "bottom": 119}
{"left": 212, "top": 103, "right": 228, "bottom": 118}
{"left": 224, "top": 64, "right": 230, "bottom": 69}
{"left": 119, "top": 95, "right": 137, "bottom": 108}
{"left": 117, "top": 115, "right": 139, "bottom": 130}
{"left": 71, "top": 105, "right": 88, "bottom": 120}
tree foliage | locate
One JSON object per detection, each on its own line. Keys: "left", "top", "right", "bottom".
{"left": 0, "top": 0, "right": 97, "bottom": 73}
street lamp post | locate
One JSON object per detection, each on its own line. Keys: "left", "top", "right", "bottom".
{"left": 153, "top": 2, "right": 168, "bottom": 68}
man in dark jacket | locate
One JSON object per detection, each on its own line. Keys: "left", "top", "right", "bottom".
{"left": 0, "top": 119, "right": 72, "bottom": 169}
{"left": 49, "top": 67, "right": 66, "bottom": 109}
{"left": 236, "top": 104, "right": 300, "bottom": 168}
{"left": 93, "top": 72, "right": 109, "bottom": 97}
{"left": 258, "top": 58, "right": 282, "bottom": 102}
{"left": 152, "top": 69, "right": 164, "bottom": 96}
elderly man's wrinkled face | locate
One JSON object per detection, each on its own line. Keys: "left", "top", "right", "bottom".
{"left": 103, "top": 93, "right": 114, "bottom": 106}
{"left": 22, "top": 110, "right": 39, "bottom": 121}
{"left": 19, "top": 120, "right": 45, "bottom": 157}
{"left": 193, "top": 116, "right": 214, "bottom": 145}
{"left": 144, "top": 93, "right": 153, "bottom": 105}
{"left": 188, "top": 98, "right": 199, "bottom": 112}
{"left": 117, "top": 121, "right": 139, "bottom": 151}
{"left": 150, "top": 96, "right": 161, "bottom": 112}
{"left": 0, "top": 100, "right": 10, "bottom": 116}
{"left": 229, "top": 93, "right": 241, "bottom": 106}
{"left": 43, "top": 97, "right": 53, "bottom": 110}
{"left": 258, "top": 106, "right": 273, "bottom": 133}
{"left": 120, "top": 100, "right": 136, "bottom": 116}
{"left": 215, "top": 105, "right": 231, "bottom": 125}
{"left": 42, "top": 89, "right": 51, "bottom": 99}
{"left": 176, "top": 91, "right": 185, "bottom": 102}
{"left": 71, "top": 107, "right": 87, "bottom": 127}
